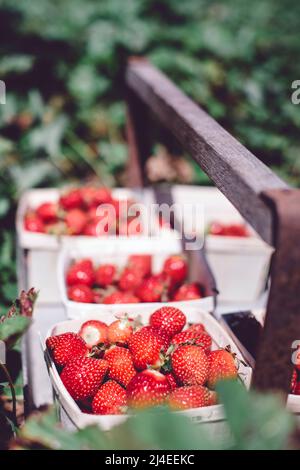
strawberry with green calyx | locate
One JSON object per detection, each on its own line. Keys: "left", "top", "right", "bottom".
{"left": 128, "top": 327, "right": 166, "bottom": 370}
{"left": 46, "top": 332, "right": 88, "bottom": 367}
{"left": 207, "top": 347, "right": 239, "bottom": 389}
{"left": 92, "top": 380, "right": 127, "bottom": 415}
{"left": 171, "top": 344, "right": 209, "bottom": 386}
{"left": 127, "top": 369, "right": 171, "bottom": 409}
{"left": 104, "top": 346, "right": 136, "bottom": 387}
{"left": 168, "top": 385, "right": 217, "bottom": 410}
{"left": 107, "top": 314, "right": 136, "bottom": 346}
{"left": 60, "top": 356, "right": 108, "bottom": 401}
{"left": 150, "top": 306, "right": 186, "bottom": 337}
{"left": 171, "top": 329, "right": 212, "bottom": 353}
{"left": 79, "top": 320, "right": 108, "bottom": 348}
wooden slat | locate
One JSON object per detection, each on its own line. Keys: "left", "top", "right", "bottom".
{"left": 126, "top": 59, "right": 288, "bottom": 245}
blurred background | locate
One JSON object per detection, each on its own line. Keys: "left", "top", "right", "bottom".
{"left": 0, "top": 0, "right": 299, "bottom": 312}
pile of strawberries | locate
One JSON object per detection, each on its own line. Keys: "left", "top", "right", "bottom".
{"left": 66, "top": 254, "right": 204, "bottom": 304}
{"left": 46, "top": 306, "right": 239, "bottom": 415}
{"left": 208, "top": 222, "right": 250, "bottom": 237}
{"left": 24, "top": 186, "right": 143, "bottom": 237}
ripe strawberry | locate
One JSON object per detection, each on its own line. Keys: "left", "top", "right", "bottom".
{"left": 291, "top": 369, "right": 297, "bottom": 393}
{"left": 171, "top": 344, "right": 209, "bottom": 386}
{"left": 168, "top": 385, "right": 216, "bottom": 410}
{"left": 46, "top": 332, "right": 88, "bottom": 367}
{"left": 83, "top": 218, "right": 111, "bottom": 236}
{"left": 188, "top": 323, "right": 206, "bottom": 334}
{"left": 172, "top": 283, "right": 203, "bottom": 301}
{"left": 95, "top": 264, "right": 116, "bottom": 287}
{"left": 225, "top": 224, "right": 249, "bottom": 237}
{"left": 104, "top": 346, "right": 136, "bottom": 387}
{"left": 102, "top": 291, "right": 139, "bottom": 304}
{"left": 81, "top": 187, "right": 112, "bottom": 208}
{"left": 163, "top": 255, "right": 187, "bottom": 285}
{"left": 150, "top": 306, "right": 186, "bottom": 337}
{"left": 107, "top": 316, "right": 134, "bottom": 346}
{"left": 165, "top": 373, "right": 178, "bottom": 391}
{"left": 65, "top": 208, "right": 87, "bottom": 235}
{"left": 92, "top": 380, "right": 127, "bottom": 415}
{"left": 119, "top": 268, "right": 143, "bottom": 292}
{"left": 60, "top": 356, "right": 108, "bottom": 401}
{"left": 128, "top": 328, "right": 165, "bottom": 370}
{"left": 172, "top": 328, "right": 212, "bottom": 353}
{"left": 140, "top": 326, "right": 171, "bottom": 350}
{"left": 36, "top": 202, "right": 58, "bottom": 223}
{"left": 127, "top": 255, "right": 152, "bottom": 278}
{"left": 66, "top": 259, "right": 95, "bottom": 287}
{"left": 79, "top": 320, "right": 108, "bottom": 348}
{"left": 59, "top": 188, "right": 83, "bottom": 210}
{"left": 127, "top": 370, "right": 171, "bottom": 409}
{"left": 24, "top": 213, "right": 45, "bottom": 233}
{"left": 68, "top": 284, "right": 94, "bottom": 303}
{"left": 135, "top": 276, "right": 164, "bottom": 302}
{"left": 207, "top": 349, "right": 238, "bottom": 388}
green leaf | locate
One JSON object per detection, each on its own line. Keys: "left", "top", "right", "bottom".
{"left": 0, "top": 316, "right": 31, "bottom": 345}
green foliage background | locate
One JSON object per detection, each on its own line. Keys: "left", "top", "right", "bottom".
{"left": 0, "top": 0, "right": 299, "bottom": 309}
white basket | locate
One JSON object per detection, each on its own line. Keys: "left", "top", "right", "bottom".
{"left": 42, "top": 304, "right": 252, "bottom": 431}
{"left": 58, "top": 245, "right": 215, "bottom": 319}
{"left": 16, "top": 187, "right": 181, "bottom": 304}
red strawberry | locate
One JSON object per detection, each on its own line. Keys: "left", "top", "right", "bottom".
{"left": 128, "top": 328, "right": 165, "bottom": 370}
{"left": 59, "top": 188, "right": 83, "bottom": 210}
{"left": 60, "top": 356, "right": 108, "bottom": 401}
{"left": 188, "top": 323, "right": 206, "bottom": 334}
{"left": 81, "top": 187, "right": 113, "bottom": 208}
{"left": 68, "top": 284, "right": 94, "bottom": 303}
{"left": 168, "top": 385, "right": 216, "bottom": 410}
{"left": 107, "top": 316, "right": 134, "bottom": 345}
{"left": 173, "top": 283, "right": 202, "bottom": 301}
{"left": 104, "top": 346, "right": 136, "bottom": 387}
{"left": 150, "top": 306, "right": 186, "bottom": 337}
{"left": 127, "top": 370, "right": 171, "bottom": 409}
{"left": 103, "top": 291, "right": 139, "bottom": 304}
{"left": 165, "top": 373, "right": 178, "bottom": 391}
{"left": 66, "top": 259, "right": 95, "bottom": 287}
{"left": 24, "top": 213, "right": 45, "bottom": 233}
{"left": 171, "top": 344, "right": 209, "bottom": 386}
{"left": 46, "top": 332, "right": 88, "bottom": 367}
{"left": 79, "top": 320, "right": 108, "bottom": 348}
{"left": 163, "top": 255, "right": 187, "bottom": 285}
{"left": 140, "top": 326, "right": 171, "bottom": 350}
{"left": 83, "top": 218, "right": 111, "bottom": 236}
{"left": 293, "top": 381, "right": 300, "bottom": 395}
{"left": 207, "top": 349, "right": 238, "bottom": 388}
{"left": 36, "top": 202, "right": 58, "bottom": 223}
{"left": 291, "top": 369, "right": 297, "bottom": 393}
{"left": 92, "top": 380, "right": 127, "bottom": 415}
{"left": 127, "top": 255, "right": 152, "bottom": 278}
{"left": 65, "top": 208, "right": 87, "bottom": 235}
{"left": 95, "top": 264, "right": 116, "bottom": 287}
{"left": 136, "top": 276, "right": 164, "bottom": 302}
{"left": 119, "top": 268, "right": 143, "bottom": 292}
{"left": 172, "top": 329, "right": 212, "bottom": 353}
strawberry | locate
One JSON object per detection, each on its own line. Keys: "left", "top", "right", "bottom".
{"left": 104, "top": 346, "right": 136, "bottom": 387}
{"left": 24, "top": 213, "right": 45, "bottom": 233}
{"left": 68, "top": 284, "right": 94, "bottom": 303}
{"left": 119, "top": 268, "right": 143, "bottom": 292}
{"left": 209, "top": 222, "right": 249, "bottom": 237}
{"left": 127, "top": 370, "right": 171, "bottom": 409}
{"left": 60, "top": 356, "right": 108, "bottom": 401}
{"left": 207, "top": 349, "right": 238, "bottom": 388}
{"left": 135, "top": 276, "right": 165, "bottom": 302}
{"left": 107, "top": 315, "right": 134, "bottom": 345}
{"left": 165, "top": 372, "right": 178, "bottom": 391}
{"left": 168, "top": 385, "right": 216, "bottom": 410}
{"left": 59, "top": 188, "right": 83, "bottom": 210}
{"left": 102, "top": 291, "right": 139, "bottom": 304}
{"left": 172, "top": 283, "right": 202, "bottom": 301}
{"left": 36, "top": 202, "right": 58, "bottom": 223}
{"left": 140, "top": 326, "right": 171, "bottom": 350}
{"left": 128, "top": 327, "right": 165, "bottom": 370}
{"left": 171, "top": 344, "right": 209, "bottom": 386}
{"left": 83, "top": 218, "right": 111, "bottom": 236}
{"left": 79, "top": 320, "right": 108, "bottom": 348}
{"left": 46, "top": 332, "right": 88, "bottom": 367}
{"left": 172, "top": 328, "right": 212, "bottom": 353}
{"left": 66, "top": 259, "right": 95, "bottom": 287}
{"left": 163, "top": 255, "right": 187, "bottom": 285}
{"left": 81, "top": 187, "right": 112, "bottom": 208}
{"left": 291, "top": 369, "right": 297, "bottom": 393}
{"left": 293, "top": 381, "right": 300, "bottom": 395}
{"left": 188, "top": 323, "right": 206, "bottom": 334}
{"left": 65, "top": 208, "right": 87, "bottom": 235}
{"left": 95, "top": 264, "right": 116, "bottom": 287}
{"left": 150, "top": 306, "right": 186, "bottom": 337}
{"left": 92, "top": 380, "right": 127, "bottom": 415}
{"left": 127, "top": 255, "right": 152, "bottom": 278}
